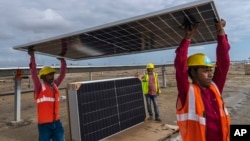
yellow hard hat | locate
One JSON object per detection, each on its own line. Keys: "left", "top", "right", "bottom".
{"left": 38, "top": 66, "right": 56, "bottom": 78}
{"left": 187, "top": 53, "right": 215, "bottom": 67}
{"left": 146, "top": 63, "right": 154, "bottom": 69}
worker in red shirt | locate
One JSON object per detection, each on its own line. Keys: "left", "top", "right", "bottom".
{"left": 28, "top": 49, "right": 66, "bottom": 141}
{"left": 175, "top": 19, "right": 231, "bottom": 141}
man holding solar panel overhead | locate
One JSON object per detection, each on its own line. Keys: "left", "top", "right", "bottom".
{"left": 174, "top": 18, "right": 231, "bottom": 141}
{"left": 28, "top": 49, "right": 66, "bottom": 141}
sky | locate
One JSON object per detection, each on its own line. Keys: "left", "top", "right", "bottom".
{"left": 1, "top": 0, "right": 250, "bottom": 67}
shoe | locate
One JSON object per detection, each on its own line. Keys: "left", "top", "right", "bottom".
{"left": 147, "top": 116, "right": 153, "bottom": 120}
{"left": 155, "top": 118, "right": 161, "bottom": 122}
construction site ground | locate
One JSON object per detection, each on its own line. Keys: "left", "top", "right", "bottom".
{"left": 0, "top": 63, "right": 250, "bottom": 141}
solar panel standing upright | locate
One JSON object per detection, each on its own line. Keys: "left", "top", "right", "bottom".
{"left": 67, "top": 77, "right": 146, "bottom": 141}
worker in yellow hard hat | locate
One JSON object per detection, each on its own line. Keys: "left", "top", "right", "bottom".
{"left": 139, "top": 63, "right": 161, "bottom": 122}
{"left": 174, "top": 19, "right": 231, "bottom": 141}
{"left": 28, "top": 48, "right": 67, "bottom": 141}
{"left": 38, "top": 66, "right": 56, "bottom": 83}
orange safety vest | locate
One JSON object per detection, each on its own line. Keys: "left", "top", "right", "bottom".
{"left": 176, "top": 82, "right": 230, "bottom": 141}
{"left": 35, "top": 80, "right": 60, "bottom": 124}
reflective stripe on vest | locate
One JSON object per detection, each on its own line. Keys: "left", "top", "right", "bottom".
{"left": 142, "top": 72, "right": 159, "bottom": 94}
{"left": 35, "top": 80, "right": 60, "bottom": 124}
{"left": 36, "top": 81, "right": 59, "bottom": 103}
{"left": 210, "top": 82, "right": 230, "bottom": 115}
{"left": 176, "top": 85, "right": 206, "bottom": 125}
{"left": 36, "top": 96, "right": 58, "bottom": 103}
{"left": 176, "top": 83, "right": 231, "bottom": 141}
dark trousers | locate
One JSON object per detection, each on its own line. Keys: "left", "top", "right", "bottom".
{"left": 38, "top": 120, "right": 65, "bottom": 141}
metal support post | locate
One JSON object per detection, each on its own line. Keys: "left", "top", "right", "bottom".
{"left": 89, "top": 72, "right": 93, "bottom": 80}
{"left": 13, "top": 69, "right": 22, "bottom": 122}
{"left": 161, "top": 66, "right": 166, "bottom": 88}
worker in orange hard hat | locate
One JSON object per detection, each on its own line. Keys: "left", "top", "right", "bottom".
{"left": 174, "top": 19, "right": 231, "bottom": 141}
{"left": 138, "top": 63, "right": 161, "bottom": 122}
{"left": 28, "top": 49, "right": 67, "bottom": 141}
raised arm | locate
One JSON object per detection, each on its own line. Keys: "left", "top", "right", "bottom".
{"left": 28, "top": 49, "right": 41, "bottom": 94}
{"left": 54, "top": 57, "right": 66, "bottom": 86}
{"left": 212, "top": 19, "right": 231, "bottom": 93}
{"left": 174, "top": 23, "right": 199, "bottom": 105}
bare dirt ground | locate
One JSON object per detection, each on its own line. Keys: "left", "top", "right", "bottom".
{"left": 0, "top": 63, "right": 249, "bottom": 141}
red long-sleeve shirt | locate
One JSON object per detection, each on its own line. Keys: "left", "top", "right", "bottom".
{"left": 29, "top": 55, "right": 66, "bottom": 95}
{"left": 174, "top": 35, "right": 230, "bottom": 141}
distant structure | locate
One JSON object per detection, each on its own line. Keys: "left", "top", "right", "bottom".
{"left": 244, "top": 64, "right": 250, "bottom": 75}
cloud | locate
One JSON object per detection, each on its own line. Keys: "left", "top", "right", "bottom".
{"left": 216, "top": 1, "right": 250, "bottom": 42}
{"left": 0, "top": 48, "right": 28, "bottom": 67}
{"left": 11, "top": 8, "right": 71, "bottom": 33}
{"left": 61, "top": 0, "right": 172, "bottom": 30}
{"left": 0, "top": 32, "right": 14, "bottom": 40}
{"left": 0, "top": 0, "right": 250, "bottom": 67}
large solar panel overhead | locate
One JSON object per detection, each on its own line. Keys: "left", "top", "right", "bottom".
{"left": 67, "top": 77, "right": 146, "bottom": 141}
{"left": 13, "top": 0, "right": 219, "bottom": 60}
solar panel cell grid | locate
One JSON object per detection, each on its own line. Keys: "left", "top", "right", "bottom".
{"left": 14, "top": 0, "right": 219, "bottom": 61}
{"left": 67, "top": 77, "right": 146, "bottom": 141}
